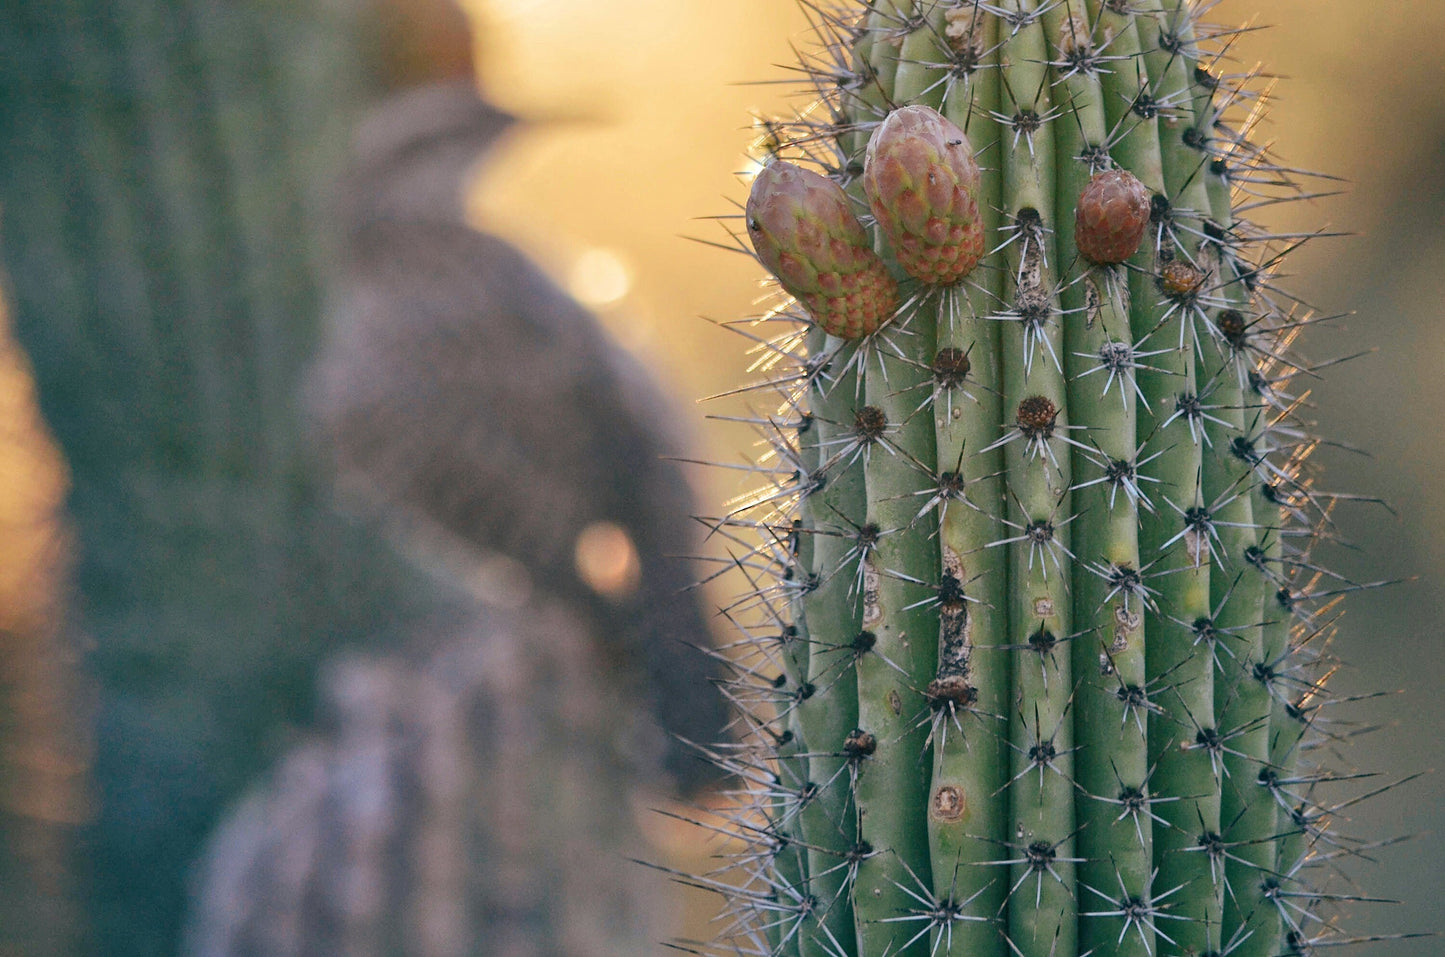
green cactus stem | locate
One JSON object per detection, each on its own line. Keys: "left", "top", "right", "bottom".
{"left": 1040, "top": 7, "right": 1154, "bottom": 955}
{"left": 925, "top": 8, "right": 1009, "bottom": 954}
{"left": 993, "top": 5, "right": 1078, "bottom": 956}
{"left": 704, "top": 2, "right": 1395, "bottom": 956}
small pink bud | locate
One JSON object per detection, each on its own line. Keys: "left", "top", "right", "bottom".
{"left": 746, "top": 161, "right": 897, "bottom": 339}
{"left": 1074, "top": 168, "right": 1151, "bottom": 265}
{"left": 863, "top": 105, "right": 984, "bottom": 285}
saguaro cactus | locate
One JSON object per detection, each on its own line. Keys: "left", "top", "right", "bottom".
{"left": 0, "top": 1, "right": 726, "bottom": 953}
{"left": 699, "top": 2, "right": 1400, "bottom": 956}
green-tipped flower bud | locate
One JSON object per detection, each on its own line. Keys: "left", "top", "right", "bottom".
{"left": 863, "top": 105, "right": 984, "bottom": 285}
{"left": 1074, "top": 168, "right": 1150, "bottom": 265}
{"left": 746, "top": 160, "right": 897, "bottom": 339}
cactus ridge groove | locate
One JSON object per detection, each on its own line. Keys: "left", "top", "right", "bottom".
{"left": 682, "top": 2, "right": 1412, "bottom": 957}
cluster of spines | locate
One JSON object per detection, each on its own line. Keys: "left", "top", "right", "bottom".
{"left": 682, "top": 2, "right": 1406, "bottom": 956}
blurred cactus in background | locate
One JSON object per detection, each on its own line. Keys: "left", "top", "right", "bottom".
{"left": 0, "top": 0, "right": 725, "bottom": 954}
{"left": 699, "top": 2, "right": 1413, "bottom": 956}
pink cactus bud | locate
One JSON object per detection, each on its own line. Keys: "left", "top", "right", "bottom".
{"left": 863, "top": 105, "right": 984, "bottom": 285}
{"left": 746, "top": 161, "right": 898, "bottom": 339}
{"left": 1074, "top": 168, "right": 1151, "bottom": 265}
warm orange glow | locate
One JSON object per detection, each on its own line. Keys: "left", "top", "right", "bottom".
{"left": 569, "top": 247, "right": 633, "bottom": 306}
{"left": 574, "top": 520, "right": 641, "bottom": 599}
{"left": 0, "top": 308, "right": 92, "bottom": 837}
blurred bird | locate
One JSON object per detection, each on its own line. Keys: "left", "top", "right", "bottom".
{"left": 182, "top": 41, "right": 729, "bottom": 957}
{"left": 309, "top": 78, "right": 727, "bottom": 790}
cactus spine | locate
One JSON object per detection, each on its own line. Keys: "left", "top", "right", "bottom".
{"left": 704, "top": 2, "right": 1394, "bottom": 955}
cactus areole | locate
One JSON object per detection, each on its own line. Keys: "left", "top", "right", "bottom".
{"left": 703, "top": 2, "right": 1394, "bottom": 957}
